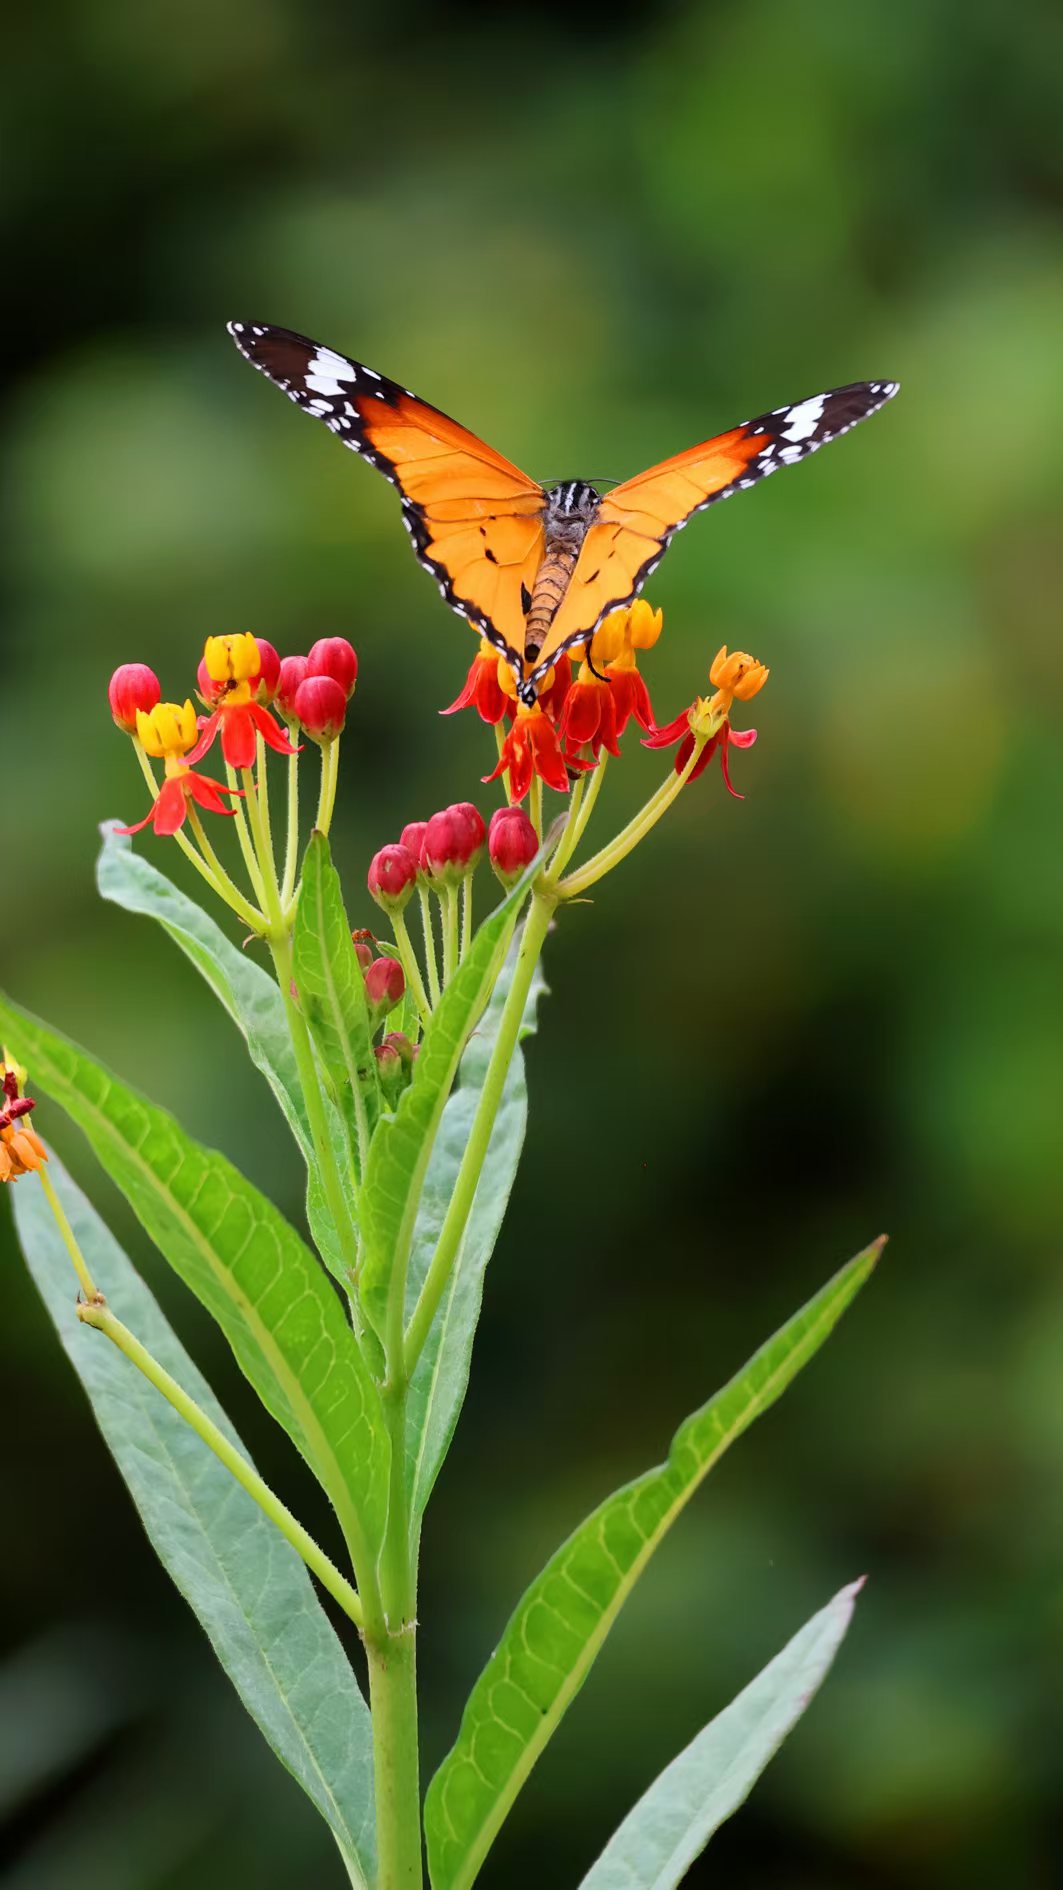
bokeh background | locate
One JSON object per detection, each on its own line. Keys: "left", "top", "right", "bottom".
{"left": 3, "top": 0, "right": 1062, "bottom": 1883}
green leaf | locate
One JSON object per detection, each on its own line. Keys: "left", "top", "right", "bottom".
{"left": 96, "top": 823, "right": 357, "bottom": 1285}
{"left": 359, "top": 850, "right": 547, "bottom": 1346}
{"left": 424, "top": 1240, "right": 882, "bottom": 1890}
{"left": 10, "top": 1160, "right": 376, "bottom": 1889}
{"left": 0, "top": 990, "right": 389, "bottom": 1572}
{"left": 292, "top": 831, "right": 380, "bottom": 1183}
{"left": 405, "top": 942, "right": 548, "bottom": 1528}
{"left": 578, "top": 1581, "right": 862, "bottom": 1889}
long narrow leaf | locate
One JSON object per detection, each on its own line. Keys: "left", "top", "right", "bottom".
{"left": 11, "top": 1159, "right": 376, "bottom": 1888}
{"left": 424, "top": 1240, "right": 882, "bottom": 1890}
{"left": 578, "top": 1580, "right": 862, "bottom": 1889}
{"left": 359, "top": 848, "right": 547, "bottom": 1344}
{"left": 0, "top": 992, "right": 389, "bottom": 1570}
{"left": 405, "top": 944, "right": 547, "bottom": 1528}
{"left": 97, "top": 823, "right": 357, "bottom": 1284}
{"left": 292, "top": 831, "right": 380, "bottom": 1181}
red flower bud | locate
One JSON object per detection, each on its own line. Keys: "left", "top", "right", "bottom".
{"left": 276, "top": 654, "right": 309, "bottom": 719}
{"left": 364, "top": 954, "right": 405, "bottom": 1023}
{"left": 351, "top": 927, "right": 375, "bottom": 971}
{"left": 254, "top": 638, "right": 281, "bottom": 703}
{"left": 374, "top": 1030, "right": 414, "bottom": 1101}
{"left": 422, "top": 802, "right": 486, "bottom": 883}
{"left": 307, "top": 636, "right": 359, "bottom": 698}
{"left": 108, "top": 663, "right": 161, "bottom": 734}
{"left": 399, "top": 821, "right": 428, "bottom": 872}
{"left": 293, "top": 674, "right": 347, "bottom": 743}
{"left": 488, "top": 805, "right": 539, "bottom": 885}
{"left": 368, "top": 844, "right": 419, "bottom": 912}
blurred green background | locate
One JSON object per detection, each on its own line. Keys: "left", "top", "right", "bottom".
{"left": 3, "top": 0, "right": 1062, "bottom": 1883}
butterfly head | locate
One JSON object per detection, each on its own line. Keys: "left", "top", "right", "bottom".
{"left": 545, "top": 480, "right": 601, "bottom": 528}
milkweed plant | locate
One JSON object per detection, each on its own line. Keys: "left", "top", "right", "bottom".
{"left": 3, "top": 609, "right": 883, "bottom": 1890}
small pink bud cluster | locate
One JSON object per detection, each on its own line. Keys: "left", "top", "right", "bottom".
{"left": 350, "top": 928, "right": 415, "bottom": 1100}
{"left": 276, "top": 637, "right": 359, "bottom": 742}
{"left": 367, "top": 801, "right": 490, "bottom": 922}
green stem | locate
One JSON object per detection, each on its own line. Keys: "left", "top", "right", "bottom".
{"left": 558, "top": 741, "right": 705, "bottom": 898}
{"left": 460, "top": 872, "right": 473, "bottom": 960}
{"left": 37, "top": 1164, "right": 99, "bottom": 1300}
{"left": 281, "top": 746, "right": 301, "bottom": 907}
{"left": 131, "top": 742, "right": 262, "bottom": 927}
{"left": 366, "top": 1613, "right": 421, "bottom": 1890}
{"left": 441, "top": 884, "right": 459, "bottom": 987}
{"left": 541, "top": 775, "right": 586, "bottom": 887}
{"left": 404, "top": 889, "right": 553, "bottom": 1377}
{"left": 186, "top": 808, "right": 266, "bottom": 932}
{"left": 315, "top": 739, "right": 340, "bottom": 838}
{"left": 566, "top": 752, "right": 608, "bottom": 859}
{"left": 75, "top": 1297, "right": 364, "bottom": 1629}
{"left": 418, "top": 887, "right": 441, "bottom": 1006}
{"left": 226, "top": 760, "right": 269, "bottom": 905}
{"left": 391, "top": 910, "right": 433, "bottom": 1032}
{"left": 493, "top": 720, "right": 512, "bottom": 803}
{"left": 528, "top": 770, "right": 543, "bottom": 841}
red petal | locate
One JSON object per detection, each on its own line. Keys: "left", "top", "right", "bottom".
{"left": 220, "top": 706, "right": 258, "bottom": 771}
{"left": 250, "top": 702, "right": 300, "bottom": 754}
{"left": 642, "top": 704, "right": 694, "bottom": 749}
{"left": 114, "top": 805, "right": 158, "bottom": 836}
{"left": 152, "top": 777, "right": 190, "bottom": 835}
{"left": 186, "top": 710, "right": 221, "bottom": 765}
{"left": 186, "top": 771, "right": 238, "bottom": 815}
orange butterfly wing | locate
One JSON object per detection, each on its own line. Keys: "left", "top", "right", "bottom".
{"left": 228, "top": 323, "right": 544, "bottom": 666}
{"left": 528, "top": 381, "right": 899, "bottom": 682}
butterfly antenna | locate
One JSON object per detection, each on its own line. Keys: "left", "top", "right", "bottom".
{"left": 584, "top": 629, "right": 608, "bottom": 683}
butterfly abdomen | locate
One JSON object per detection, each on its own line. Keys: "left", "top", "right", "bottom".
{"left": 524, "top": 481, "right": 602, "bottom": 661}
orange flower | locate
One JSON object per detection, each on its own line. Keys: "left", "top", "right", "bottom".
{"left": 643, "top": 646, "right": 768, "bottom": 797}
{"left": 189, "top": 634, "right": 299, "bottom": 770}
{"left": 0, "top": 1060, "right": 47, "bottom": 1184}
{"left": 120, "top": 699, "right": 242, "bottom": 837}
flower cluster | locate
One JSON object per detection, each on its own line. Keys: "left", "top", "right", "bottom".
{"left": 106, "top": 611, "right": 769, "bottom": 1031}
{"left": 445, "top": 601, "right": 664, "bottom": 802}
{"left": 0, "top": 1056, "right": 46, "bottom": 1185}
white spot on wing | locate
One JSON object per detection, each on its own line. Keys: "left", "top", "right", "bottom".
{"left": 781, "top": 394, "right": 826, "bottom": 443}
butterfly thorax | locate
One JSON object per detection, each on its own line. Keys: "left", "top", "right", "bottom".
{"left": 523, "top": 481, "right": 601, "bottom": 672}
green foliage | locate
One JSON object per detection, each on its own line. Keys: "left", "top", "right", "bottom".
{"left": 97, "top": 823, "right": 357, "bottom": 1286}
{"left": 292, "top": 831, "right": 380, "bottom": 1181}
{"left": 424, "top": 1242, "right": 880, "bottom": 1890}
{"left": 358, "top": 858, "right": 544, "bottom": 1347}
{"left": 11, "top": 1158, "right": 377, "bottom": 1889}
{"left": 405, "top": 944, "right": 548, "bottom": 1532}
{"left": 0, "top": 990, "right": 389, "bottom": 1572}
{"left": 577, "top": 1581, "right": 861, "bottom": 1889}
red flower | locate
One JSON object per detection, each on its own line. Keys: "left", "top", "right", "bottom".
{"left": 484, "top": 705, "right": 573, "bottom": 801}
{"left": 117, "top": 765, "right": 242, "bottom": 837}
{"left": 559, "top": 667, "right": 620, "bottom": 760}
{"left": 605, "top": 647, "right": 656, "bottom": 735}
{"left": 190, "top": 697, "right": 298, "bottom": 771}
{"left": 443, "top": 640, "right": 509, "bottom": 725}
{"left": 642, "top": 708, "right": 758, "bottom": 797}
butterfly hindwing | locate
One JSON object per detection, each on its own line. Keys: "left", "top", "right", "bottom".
{"left": 529, "top": 380, "right": 899, "bottom": 681}
{"left": 228, "top": 322, "right": 544, "bottom": 667}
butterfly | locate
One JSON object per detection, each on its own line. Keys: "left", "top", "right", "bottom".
{"left": 228, "top": 322, "right": 898, "bottom": 706}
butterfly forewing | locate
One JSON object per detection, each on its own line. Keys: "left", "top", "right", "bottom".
{"left": 228, "top": 321, "right": 544, "bottom": 666}
{"left": 528, "top": 380, "right": 899, "bottom": 680}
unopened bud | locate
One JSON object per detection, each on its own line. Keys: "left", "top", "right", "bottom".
{"left": 368, "top": 844, "right": 418, "bottom": 913}
{"left": 307, "top": 636, "right": 359, "bottom": 699}
{"left": 488, "top": 805, "right": 538, "bottom": 885}
{"left": 364, "top": 954, "right": 405, "bottom": 1026}
{"left": 293, "top": 674, "right": 347, "bottom": 743}
{"left": 276, "top": 655, "right": 309, "bottom": 719}
{"left": 108, "top": 663, "right": 161, "bottom": 734}
{"left": 422, "top": 802, "right": 486, "bottom": 884}
{"left": 254, "top": 639, "right": 281, "bottom": 703}
{"left": 351, "top": 928, "right": 375, "bottom": 971}
{"left": 374, "top": 1030, "right": 414, "bottom": 1104}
